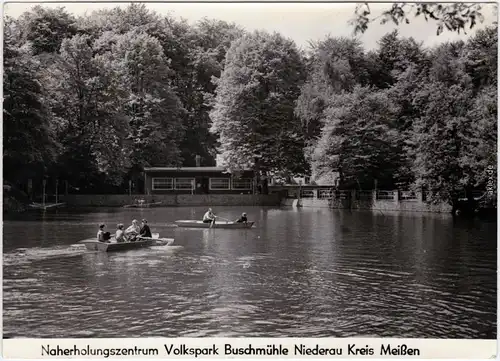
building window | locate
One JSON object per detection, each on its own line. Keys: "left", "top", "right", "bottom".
{"left": 175, "top": 178, "right": 195, "bottom": 190}
{"left": 232, "top": 178, "right": 252, "bottom": 190}
{"left": 210, "top": 178, "right": 230, "bottom": 190}
{"left": 152, "top": 177, "right": 173, "bottom": 190}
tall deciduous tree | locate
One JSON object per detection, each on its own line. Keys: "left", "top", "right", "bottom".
{"left": 3, "top": 22, "right": 57, "bottom": 185}
{"left": 295, "top": 37, "right": 370, "bottom": 141}
{"left": 210, "top": 31, "right": 307, "bottom": 186}
{"left": 108, "top": 31, "right": 185, "bottom": 169}
{"left": 311, "top": 86, "right": 402, "bottom": 189}
{"left": 176, "top": 19, "right": 245, "bottom": 166}
{"left": 375, "top": 30, "right": 429, "bottom": 88}
{"left": 42, "top": 34, "right": 118, "bottom": 188}
{"left": 410, "top": 81, "right": 474, "bottom": 208}
{"left": 15, "top": 6, "right": 78, "bottom": 54}
{"left": 462, "top": 26, "right": 498, "bottom": 90}
{"left": 461, "top": 84, "right": 497, "bottom": 189}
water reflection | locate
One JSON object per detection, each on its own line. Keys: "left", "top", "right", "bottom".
{"left": 3, "top": 207, "right": 496, "bottom": 338}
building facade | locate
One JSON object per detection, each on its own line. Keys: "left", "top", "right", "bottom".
{"left": 144, "top": 167, "right": 255, "bottom": 195}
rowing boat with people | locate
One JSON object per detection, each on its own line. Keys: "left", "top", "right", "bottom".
{"left": 79, "top": 233, "right": 174, "bottom": 252}
{"left": 175, "top": 220, "right": 255, "bottom": 229}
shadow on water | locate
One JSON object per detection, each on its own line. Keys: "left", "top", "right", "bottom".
{"left": 3, "top": 206, "right": 497, "bottom": 338}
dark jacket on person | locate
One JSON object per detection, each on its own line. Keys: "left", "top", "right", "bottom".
{"left": 140, "top": 224, "right": 152, "bottom": 238}
{"left": 236, "top": 216, "right": 248, "bottom": 223}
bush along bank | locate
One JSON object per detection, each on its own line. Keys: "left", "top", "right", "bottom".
{"left": 3, "top": 184, "right": 30, "bottom": 213}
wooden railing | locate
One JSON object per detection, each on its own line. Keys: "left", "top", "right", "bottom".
{"left": 376, "top": 190, "right": 395, "bottom": 200}
{"left": 300, "top": 189, "right": 315, "bottom": 198}
{"left": 278, "top": 186, "right": 486, "bottom": 203}
{"left": 318, "top": 189, "right": 333, "bottom": 199}
{"left": 400, "top": 191, "right": 417, "bottom": 200}
{"left": 356, "top": 190, "right": 373, "bottom": 200}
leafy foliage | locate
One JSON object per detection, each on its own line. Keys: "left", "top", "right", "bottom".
{"left": 312, "top": 86, "right": 402, "bottom": 189}
{"left": 3, "top": 4, "right": 497, "bottom": 207}
{"left": 210, "top": 31, "right": 308, "bottom": 178}
{"left": 351, "top": 3, "right": 493, "bottom": 36}
{"left": 3, "top": 23, "right": 57, "bottom": 184}
{"left": 410, "top": 82, "right": 474, "bottom": 204}
{"left": 108, "top": 31, "right": 185, "bottom": 168}
{"left": 295, "top": 37, "right": 370, "bottom": 141}
{"left": 16, "top": 6, "right": 78, "bottom": 54}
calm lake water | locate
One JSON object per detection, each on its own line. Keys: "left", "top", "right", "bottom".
{"left": 3, "top": 206, "right": 497, "bottom": 338}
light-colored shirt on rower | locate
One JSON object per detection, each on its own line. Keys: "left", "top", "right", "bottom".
{"left": 125, "top": 219, "right": 140, "bottom": 235}
{"left": 115, "top": 224, "right": 125, "bottom": 242}
{"left": 203, "top": 208, "right": 216, "bottom": 223}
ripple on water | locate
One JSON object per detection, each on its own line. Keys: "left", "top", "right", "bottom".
{"left": 2, "top": 208, "right": 497, "bottom": 339}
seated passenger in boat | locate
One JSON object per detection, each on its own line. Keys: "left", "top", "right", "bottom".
{"left": 125, "top": 219, "right": 140, "bottom": 241}
{"left": 202, "top": 208, "right": 217, "bottom": 223}
{"left": 97, "top": 224, "right": 111, "bottom": 243}
{"left": 235, "top": 212, "right": 248, "bottom": 223}
{"left": 140, "top": 219, "right": 152, "bottom": 238}
{"left": 115, "top": 224, "right": 125, "bottom": 243}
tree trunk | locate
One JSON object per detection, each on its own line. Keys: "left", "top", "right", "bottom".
{"left": 261, "top": 172, "right": 269, "bottom": 195}
{"left": 254, "top": 156, "right": 261, "bottom": 194}
{"left": 465, "top": 186, "right": 476, "bottom": 215}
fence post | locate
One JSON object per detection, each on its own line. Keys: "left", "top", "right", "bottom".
{"left": 42, "top": 179, "right": 46, "bottom": 207}
{"left": 417, "top": 190, "right": 424, "bottom": 204}
{"left": 394, "top": 189, "right": 399, "bottom": 203}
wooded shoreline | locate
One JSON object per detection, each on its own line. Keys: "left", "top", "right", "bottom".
{"left": 4, "top": 4, "right": 497, "bottom": 215}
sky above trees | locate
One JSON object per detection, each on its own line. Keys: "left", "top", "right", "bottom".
{"left": 5, "top": 2, "right": 497, "bottom": 50}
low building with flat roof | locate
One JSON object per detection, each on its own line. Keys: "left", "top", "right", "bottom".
{"left": 143, "top": 167, "right": 255, "bottom": 195}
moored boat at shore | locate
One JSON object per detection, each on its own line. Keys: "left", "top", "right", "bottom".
{"left": 79, "top": 233, "right": 174, "bottom": 252}
{"left": 123, "top": 201, "right": 163, "bottom": 208}
{"left": 175, "top": 220, "right": 255, "bottom": 229}
{"left": 29, "top": 202, "right": 66, "bottom": 210}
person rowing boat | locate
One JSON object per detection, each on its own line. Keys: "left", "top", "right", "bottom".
{"left": 202, "top": 208, "right": 217, "bottom": 226}
{"left": 97, "top": 224, "right": 111, "bottom": 243}
{"left": 202, "top": 208, "right": 217, "bottom": 223}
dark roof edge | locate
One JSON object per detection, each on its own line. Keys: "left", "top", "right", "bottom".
{"left": 144, "top": 167, "right": 253, "bottom": 172}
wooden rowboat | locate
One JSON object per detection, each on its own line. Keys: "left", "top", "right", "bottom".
{"left": 175, "top": 220, "right": 255, "bottom": 229}
{"left": 79, "top": 233, "right": 174, "bottom": 252}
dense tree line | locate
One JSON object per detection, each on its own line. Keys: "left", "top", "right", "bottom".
{"left": 293, "top": 27, "right": 497, "bottom": 210}
{"left": 4, "top": 4, "right": 243, "bottom": 194}
{"left": 4, "top": 4, "right": 497, "bottom": 210}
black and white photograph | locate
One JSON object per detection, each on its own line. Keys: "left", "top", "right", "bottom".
{"left": 3, "top": 1, "right": 497, "bottom": 342}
